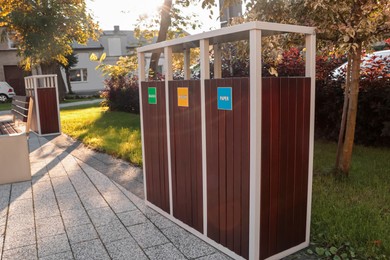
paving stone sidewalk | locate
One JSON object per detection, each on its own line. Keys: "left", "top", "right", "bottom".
{"left": 0, "top": 133, "right": 232, "bottom": 260}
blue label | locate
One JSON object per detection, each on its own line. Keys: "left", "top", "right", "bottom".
{"left": 217, "top": 87, "right": 233, "bottom": 111}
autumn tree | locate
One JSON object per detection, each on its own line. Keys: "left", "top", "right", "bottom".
{"left": 0, "top": 0, "right": 99, "bottom": 98}
{"left": 135, "top": 0, "right": 230, "bottom": 77}
{"left": 247, "top": 0, "right": 390, "bottom": 175}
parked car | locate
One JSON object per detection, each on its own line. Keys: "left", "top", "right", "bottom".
{"left": 0, "top": 82, "right": 16, "bottom": 103}
{"left": 332, "top": 50, "right": 390, "bottom": 78}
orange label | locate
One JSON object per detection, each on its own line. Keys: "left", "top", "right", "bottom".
{"left": 177, "top": 87, "right": 189, "bottom": 107}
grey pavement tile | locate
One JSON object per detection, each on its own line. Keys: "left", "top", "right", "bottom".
{"left": 32, "top": 174, "right": 51, "bottom": 184}
{"left": 196, "top": 253, "right": 233, "bottom": 260}
{"left": 162, "top": 225, "right": 216, "bottom": 258}
{"left": 137, "top": 204, "right": 159, "bottom": 218}
{"left": 6, "top": 213, "right": 35, "bottom": 232}
{"left": 87, "top": 207, "right": 117, "bottom": 227}
{"left": 106, "top": 237, "right": 148, "bottom": 260}
{"left": 127, "top": 222, "right": 168, "bottom": 249}
{"left": 61, "top": 209, "right": 90, "bottom": 228}
{"left": 34, "top": 203, "right": 61, "bottom": 220}
{"left": 78, "top": 192, "right": 108, "bottom": 210}
{"left": 0, "top": 184, "right": 11, "bottom": 195}
{"left": 34, "top": 195, "right": 58, "bottom": 211}
{"left": 66, "top": 223, "right": 98, "bottom": 244}
{"left": 39, "top": 251, "right": 74, "bottom": 260}
{"left": 104, "top": 195, "right": 136, "bottom": 214}
{"left": 0, "top": 235, "right": 3, "bottom": 258}
{"left": 37, "top": 233, "right": 71, "bottom": 258}
{"left": 3, "top": 227, "right": 36, "bottom": 250}
{"left": 145, "top": 243, "right": 187, "bottom": 260}
{"left": 10, "top": 181, "right": 32, "bottom": 201}
{"left": 148, "top": 213, "right": 176, "bottom": 229}
{"left": 36, "top": 215, "right": 65, "bottom": 238}
{"left": 0, "top": 224, "right": 5, "bottom": 237}
{"left": 56, "top": 192, "right": 84, "bottom": 212}
{"left": 2, "top": 245, "right": 38, "bottom": 260}
{"left": 48, "top": 167, "right": 68, "bottom": 178}
{"left": 8, "top": 198, "right": 33, "bottom": 215}
{"left": 0, "top": 214, "right": 6, "bottom": 227}
{"left": 117, "top": 210, "right": 147, "bottom": 227}
{"left": 51, "top": 177, "right": 76, "bottom": 195}
{"left": 72, "top": 239, "right": 110, "bottom": 260}
{"left": 95, "top": 220, "right": 130, "bottom": 244}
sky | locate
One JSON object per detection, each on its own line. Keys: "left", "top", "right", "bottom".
{"left": 86, "top": 0, "right": 222, "bottom": 34}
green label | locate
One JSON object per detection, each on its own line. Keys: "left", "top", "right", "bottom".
{"left": 148, "top": 87, "right": 157, "bottom": 104}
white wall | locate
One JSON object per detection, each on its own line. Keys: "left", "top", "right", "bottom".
{"left": 61, "top": 51, "right": 105, "bottom": 94}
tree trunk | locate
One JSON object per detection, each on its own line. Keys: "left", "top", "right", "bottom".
{"left": 65, "top": 69, "right": 74, "bottom": 94}
{"left": 41, "top": 62, "right": 67, "bottom": 100}
{"left": 335, "top": 54, "right": 352, "bottom": 170}
{"left": 149, "top": 0, "right": 172, "bottom": 79}
{"left": 340, "top": 45, "right": 362, "bottom": 175}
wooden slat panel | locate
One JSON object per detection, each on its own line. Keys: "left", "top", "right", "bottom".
{"left": 141, "top": 81, "right": 170, "bottom": 213}
{"left": 0, "top": 122, "right": 20, "bottom": 135}
{"left": 260, "top": 78, "right": 271, "bottom": 260}
{"left": 169, "top": 80, "right": 203, "bottom": 232}
{"left": 260, "top": 77, "right": 311, "bottom": 259}
{"left": 232, "top": 78, "right": 242, "bottom": 255}
{"left": 206, "top": 78, "right": 250, "bottom": 258}
{"left": 36, "top": 88, "right": 59, "bottom": 134}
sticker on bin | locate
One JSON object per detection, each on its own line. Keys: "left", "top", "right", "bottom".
{"left": 148, "top": 87, "right": 157, "bottom": 104}
{"left": 177, "top": 87, "right": 189, "bottom": 107}
{"left": 217, "top": 87, "right": 232, "bottom": 110}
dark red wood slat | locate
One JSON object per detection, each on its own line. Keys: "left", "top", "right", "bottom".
{"left": 260, "top": 78, "right": 271, "bottom": 260}
{"left": 286, "top": 78, "right": 298, "bottom": 249}
{"left": 294, "top": 78, "right": 305, "bottom": 245}
{"left": 232, "top": 78, "right": 242, "bottom": 255}
{"left": 195, "top": 80, "right": 203, "bottom": 232}
{"left": 207, "top": 78, "right": 220, "bottom": 242}
{"left": 226, "top": 79, "right": 235, "bottom": 250}
{"left": 218, "top": 79, "right": 227, "bottom": 247}
{"left": 277, "top": 78, "right": 290, "bottom": 251}
{"left": 241, "top": 77, "right": 250, "bottom": 260}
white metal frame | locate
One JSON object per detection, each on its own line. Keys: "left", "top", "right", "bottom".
{"left": 24, "top": 74, "right": 61, "bottom": 136}
{"left": 137, "top": 21, "right": 316, "bottom": 260}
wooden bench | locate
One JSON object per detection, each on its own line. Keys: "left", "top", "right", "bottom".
{"left": 0, "top": 96, "right": 34, "bottom": 185}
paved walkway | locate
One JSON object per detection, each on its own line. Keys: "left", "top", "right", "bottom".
{"left": 0, "top": 133, "right": 231, "bottom": 260}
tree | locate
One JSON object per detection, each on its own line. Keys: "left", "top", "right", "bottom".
{"left": 247, "top": 0, "right": 390, "bottom": 175}
{"left": 58, "top": 53, "right": 78, "bottom": 94}
{"left": 135, "top": 0, "right": 228, "bottom": 77}
{"left": 0, "top": 0, "right": 99, "bottom": 98}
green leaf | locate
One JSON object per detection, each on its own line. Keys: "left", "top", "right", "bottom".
{"left": 341, "top": 253, "right": 348, "bottom": 259}
{"left": 330, "top": 247, "right": 338, "bottom": 255}
{"left": 333, "top": 256, "right": 341, "bottom": 260}
{"left": 307, "top": 249, "right": 314, "bottom": 255}
{"left": 316, "top": 247, "right": 325, "bottom": 256}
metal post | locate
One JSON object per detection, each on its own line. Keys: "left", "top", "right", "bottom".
{"left": 248, "top": 29, "right": 262, "bottom": 260}
{"left": 184, "top": 48, "right": 191, "bottom": 80}
{"left": 200, "top": 39, "right": 210, "bottom": 236}
{"left": 164, "top": 47, "right": 174, "bottom": 215}
{"left": 138, "top": 52, "right": 147, "bottom": 201}
{"left": 214, "top": 44, "right": 222, "bottom": 78}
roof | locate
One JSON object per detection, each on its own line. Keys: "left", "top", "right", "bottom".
{"left": 72, "top": 39, "right": 103, "bottom": 50}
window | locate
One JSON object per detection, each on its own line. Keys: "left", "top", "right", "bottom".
{"left": 69, "top": 69, "right": 88, "bottom": 82}
{"left": 108, "top": 38, "right": 121, "bottom": 56}
{"left": 7, "top": 32, "right": 18, "bottom": 49}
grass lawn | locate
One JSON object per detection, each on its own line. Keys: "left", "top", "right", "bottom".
{"left": 61, "top": 97, "right": 99, "bottom": 104}
{"left": 60, "top": 104, "right": 390, "bottom": 259}
{"left": 60, "top": 104, "right": 142, "bottom": 165}
{"left": 0, "top": 102, "right": 11, "bottom": 111}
